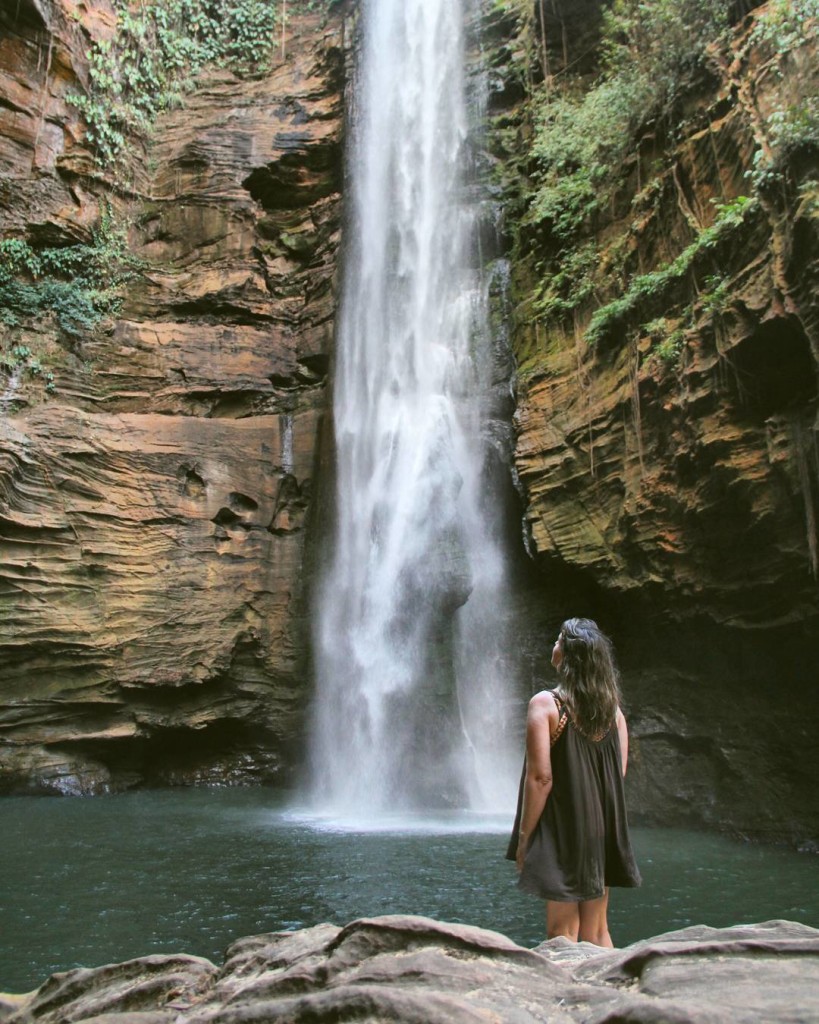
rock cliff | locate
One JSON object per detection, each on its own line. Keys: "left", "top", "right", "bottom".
{"left": 0, "top": 0, "right": 347, "bottom": 792}
{"left": 484, "top": 0, "right": 819, "bottom": 843}
{"left": 2, "top": 916, "right": 818, "bottom": 1024}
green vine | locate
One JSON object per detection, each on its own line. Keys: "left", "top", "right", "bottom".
{"left": 69, "top": 0, "right": 336, "bottom": 167}
{"left": 0, "top": 208, "right": 142, "bottom": 397}
{"left": 586, "top": 196, "right": 756, "bottom": 348}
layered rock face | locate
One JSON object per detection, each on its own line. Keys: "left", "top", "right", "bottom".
{"left": 486, "top": 1, "right": 819, "bottom": 841}
{"left": 3, "top": 916, "right": 818, "bottom": 1024}
{"left": 0, "top": 0, "right": 347, "bottom": 791}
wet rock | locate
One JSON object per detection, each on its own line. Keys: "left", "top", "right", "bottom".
{"left": 569, "top": 920, "right": 819, "bottom": 1024}
{"left": 4, "top": 917, "right": 818, "bottom": 1024}
{"left": 4, "top": 954, "right": 217, "bottom": 1024}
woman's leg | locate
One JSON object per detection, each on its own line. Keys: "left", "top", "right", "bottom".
{"left": 578, "top": 889, "right": 613, "bottom": 947}
{"left": 546, "top": 900, "right": 579, "bottom": 941}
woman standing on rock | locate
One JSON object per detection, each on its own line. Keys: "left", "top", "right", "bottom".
{"left": 507, "top": 617, "right": 641, "bottom": 946}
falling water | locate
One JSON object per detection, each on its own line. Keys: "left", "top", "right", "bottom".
{"left": 1, "top": 365, "right": 23, "bottom": 416}
{"left": 308, "top": 0, "right": 517, "bottom": 818}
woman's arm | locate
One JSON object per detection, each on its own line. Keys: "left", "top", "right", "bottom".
{"left": 616, "top": 706, "right": 629, "bottom": 777}
{"left": 516, "top": 691, "right": 558, "bottom": 872}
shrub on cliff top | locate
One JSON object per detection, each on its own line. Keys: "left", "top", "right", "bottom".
{"left": 601, "top": 0, "right": 729, "bottom": 92}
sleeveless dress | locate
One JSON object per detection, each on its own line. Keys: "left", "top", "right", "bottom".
{"left": 506, "top": 695, "right": 642, "bottom": 902}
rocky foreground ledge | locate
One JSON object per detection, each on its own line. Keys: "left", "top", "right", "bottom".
{"left": 2, "top": 916, "right": 818, "bottom": 1024}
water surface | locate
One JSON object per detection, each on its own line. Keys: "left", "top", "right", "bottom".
{"left": 2, "top": 788, "right": 817, "bottom": 993}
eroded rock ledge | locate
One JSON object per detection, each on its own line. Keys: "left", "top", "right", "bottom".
{"left": 2, "top": 915, "right": 817, "bottom": 1024}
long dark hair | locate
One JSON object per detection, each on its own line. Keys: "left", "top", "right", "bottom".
{"left": 556, "top": 617, "right": 621, "bottom": 737}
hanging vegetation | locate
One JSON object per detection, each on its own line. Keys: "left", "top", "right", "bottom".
{"left": 68, "top": 0, "right": 335, "bottom": 166}
{"left": 513, "top": 0, "right": 818, "bottom": 368}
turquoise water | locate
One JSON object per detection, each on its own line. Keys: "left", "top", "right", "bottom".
{"left": 1, "top": 788, "right": 817, "bottom": 993}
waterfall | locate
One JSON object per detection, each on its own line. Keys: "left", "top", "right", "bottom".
{"left": 1, "top": 365, "right": 22, "bottom": 416}
{"left": 308, "top": 0, "right": 516, "bottom": 818}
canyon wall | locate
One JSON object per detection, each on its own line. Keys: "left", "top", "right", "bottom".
{"left": 484, "top": 0, "right": 819, "bottom": 843}
{"left": 0, "top": 0, "right": 347, "bottom": 792}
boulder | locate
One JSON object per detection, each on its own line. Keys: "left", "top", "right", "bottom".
{"left": 3, "top": 916, "right": 817, "bottom": 1024}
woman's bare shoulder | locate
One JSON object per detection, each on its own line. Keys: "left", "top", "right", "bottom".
{"left": 528, "top": 689, "right": 560, "bottom": 715}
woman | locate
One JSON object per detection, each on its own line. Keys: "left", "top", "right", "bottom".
{"left": 507, "top": 617, "right": 641, "bottom": 946}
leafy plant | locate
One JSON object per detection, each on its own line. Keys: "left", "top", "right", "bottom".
{"left": 529, "top": 73, "right": 654, "bottom": 241}
{"left": 797, "top": 178, "right": 819, "bottom": 216}
{"left": 601, "top": 0, "right": 729, "bottom": 90}
{"left": 69, "top": 0, "right": 285, "bottom": 166}
{"left": 745, "top": 2, "right": 819, "bottom": 190}
{"left": 0, "top": 344, "right": 56, "bottom": 394}
{"left": 0, "top": 211, "right": 139, "bottom": 336}
{"left": 748, "top": 99, "right": 819, "bottom": 191}
{"left": 654, "top": 327, "right": 686, "bottom": 365}
{"left": 525, "top": 0, "right": 730, "bottom": 249}
{"left": 750, "top": 0, "right": 819, "bottom": 54}
{"left": 700, "top": 274, "right": 731, "bottom": 317}
{"left": 586, "top": 196, "right": 755, "bottom": 347}
{"left": 533, "top": 242, "right": 599, "bottom": 321}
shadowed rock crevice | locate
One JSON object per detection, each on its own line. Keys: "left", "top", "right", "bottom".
{"left": 722, "top": 316, "right": 817, "bottom": 422}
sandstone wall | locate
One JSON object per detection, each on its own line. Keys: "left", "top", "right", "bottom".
{"left": 0, "top": 0, "right": 347, "bottom": 792}
{"left": 485, "top": 0, "right": 819, "bottom": 842}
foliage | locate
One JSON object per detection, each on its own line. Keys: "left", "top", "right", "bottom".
{"left": 1, "top": 211, "right": 140, "bottom": 398}
{"left": 601, "top": 0, "right": 729, "bottom": 88}
{"left": 529, "top": 73, "right": 654, "bottom": 241}
{"left": 69, "top": 0, "right": 333, "bottom": 166}
{"left": 0, "top": 209, "right": 140, "bottom": 338}
{"left": 69, "top": 0, "right": 274, "bottom": 164}
{"left": 532, "top": 242, "right": 599, "bottom": 320}
{"left": 527, "top": 0, "right": 729, "bottom": 248}
{"left": 586, "top": 196, "right": 756, "bottom": 347}
{"left": 639, "top": 272, "right": 728, "bottom": 370}
{"left": 513, "top": 0, "right": 816, "bottom": 376}
{"left": 653, "top": 327, "right": 686, "bottom": 365}
{"left": 797, "top": 178, "right": 819, "bottom": 217}
{"left": 750, "top": 0, "right": 819, "bottom": 53}
{"left": 700, "top": 273, "right": 731, "bottom": 317}
{"left": 645, "top": 318, "right": 688, "bottom": 366}
{"left": 746, "top": 1, "right": 819, "bottom": 189}
{"left": 0, "top": 344, "right": 55, "bottom": 393}
{"left": 748, "top": 98, "right": 819, "bottom": 190}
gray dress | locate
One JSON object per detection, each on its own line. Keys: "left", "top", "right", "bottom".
{"left": 507, "top": 697, "right": 642, "bottom": 902}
